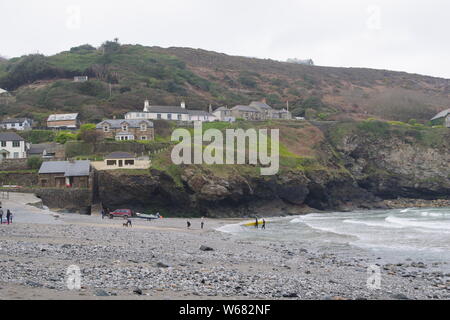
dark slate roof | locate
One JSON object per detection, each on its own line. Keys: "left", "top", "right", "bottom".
{"left": 39, "top": 160, "right": 90, "bottom": 177}
{"left": 0, "top": 132, "right": 25, "bottom": 141}
{"left": 431, "top": 108, "right": 450, "bottom": 121}
{"left": 105, "top": 152, "right": 136, "bottom": 159}
{"left": 148, "top": 106, "right": 189, "bottom": 114}
{"left": 232, "top": 105, "right": 259, "bottom": 112}
{"left": 0, "top": 118, "right": 32, "bottom": 124}
{"left": 28, "top": 143, "right": 60, "bottom": 155}
{"left": 249, "top": 101, "right": 273, "bottom": 110}
{"left": 187, "top": 110, "right": 214, "bottom": 116}
{"left": 214, "top": 107, "right": 229, "bottom": 112}
{"left": 96, "top": 119, "right": 154, "bottom": 129}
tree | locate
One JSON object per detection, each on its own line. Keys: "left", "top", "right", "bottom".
{"left": 78, "top": 124, "right": 101, "bottom": 144}
{"left": 55, "top": 132, "right": 78, "bottom": 144}
{"left": 27, "top": 156, "right": 43, "bottom": 170}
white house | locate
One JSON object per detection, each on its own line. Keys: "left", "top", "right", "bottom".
{"left": 0, "top": 118, "right": 33, "bottom": 131}
{"left": 0, "top": 132, "right": 28, "bottom": 159}
{"left": 74, "top": 76, "right": 88, "bottom": 82}
{"left": 0, "top": 88, "right": 9, "bottom": 96}
{"left": 125, "top": 100, "right": 216, "bottom": 122}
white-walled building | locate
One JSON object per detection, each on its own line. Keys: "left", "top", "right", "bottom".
{"left": 0, "top": 118, "right": 33, "bottom": 131}
{"left": 125, "top": 100, "right": 216, "bottom": 122}
{"left": 0, "top": 132, "right": 28, "bottom": 159}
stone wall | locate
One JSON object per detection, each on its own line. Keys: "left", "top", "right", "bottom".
{"left": 0, "top": 158, "right": 28, "bottom": 171}
{"left": 35, "top": 188, "right": 93, "bottom": 215}
{"left": 0, "top": 172, "right": 38, "bottom": 187}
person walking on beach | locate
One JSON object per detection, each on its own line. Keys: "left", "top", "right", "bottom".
{"left": 6, "top": 210, "right": 12, "bottom": 225}
{"left": 255, "top": 217, "right": 259, "bottom": 229}
{"left": 262, "top": 219, "right": 266, "bottom": 230}
{"left": 201, "top": 217, "right": 205, "bottom": 229}
{"left": 187, "top": 221, "right": 191, "bottom": 229}
{"left": 0, "top": 207, "right": 3, "bottom": 225}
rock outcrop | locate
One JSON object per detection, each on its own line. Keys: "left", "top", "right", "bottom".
{"left": 95, "top": 121, "right": 450, "bottom": 217}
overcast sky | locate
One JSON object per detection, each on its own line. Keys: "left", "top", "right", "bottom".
{"left": 1, "top": 0, "right": 449, "bottom": 78}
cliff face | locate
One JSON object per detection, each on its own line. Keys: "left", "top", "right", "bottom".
{"left": 95, "top": 121, "right": 450, "bottom": 217}
{"left": 332, "top": 125, "right": 450, "bottom": 199}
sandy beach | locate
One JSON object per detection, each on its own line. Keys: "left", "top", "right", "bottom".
{"left": 0, "top": 193, "right": 448, "bottom": 300}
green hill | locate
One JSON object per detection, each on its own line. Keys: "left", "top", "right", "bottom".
{"left": 0, "top": 40, "right": 449, "bottom": 126}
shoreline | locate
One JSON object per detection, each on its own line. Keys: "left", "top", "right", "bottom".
{"left": 0, "top": 193, "right": 449, "bottom": 300}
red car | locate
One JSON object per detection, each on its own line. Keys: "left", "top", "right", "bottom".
{"left": 109, "top": 209, "right": 133, "bottom": 219}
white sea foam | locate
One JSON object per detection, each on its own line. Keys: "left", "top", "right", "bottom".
{"left": 385, "top": 216, "right": 450, "bottom": 231}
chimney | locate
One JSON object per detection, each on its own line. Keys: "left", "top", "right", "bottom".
{"left": 209, "top": 104, "right": 213, "bottom": 113}
{"left": 144, "top": 100, "right": 150, "bottom": 112}
{"left": 181, "top": 101, "right": 186, "bottom": 109}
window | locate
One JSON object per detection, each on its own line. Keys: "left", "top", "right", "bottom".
{"left": 1, "top": 141, "right": 5, "bottom": 147}
{"left": 168, "top": 114, "right": 172, "bottom": 120}
{"left": 157, "top": 114, "right": 162, "bottom": 119}
{"left": 140, "top": 124, "right": 147, "bottom": 131}
{"left": 106, "top": 160, "right": 117, "bottom": 166}
{"left": 122, "top": 125, "right": 128, "bottom": 132}
{"left": 13, "top": 141, "right": 20, "bottom": 148}
{"left": 103, "top": 126, "right": 110, "bottom": 132}
{"left": 141, "top": 136, "right": 147, "bottom": 140}
{"left": 125, "top": 160, "right": 135, "bottom": 166}
{"left": 178, "top": 114, "right": 182, "bottom": 120}
{"left": 13, "top": 152, "right": 19, "bottom": 158}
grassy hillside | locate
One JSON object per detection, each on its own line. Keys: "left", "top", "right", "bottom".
{"left": 0, "top": 41, "right": 449, "bottom": 125}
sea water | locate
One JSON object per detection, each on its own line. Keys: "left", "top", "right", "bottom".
{"left": 217, "top": 208, "right": 450, "bottom": 270}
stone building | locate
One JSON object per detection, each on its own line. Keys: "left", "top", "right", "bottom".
{"left": 47, "top": 113, "right": 80, "bottom": 129}
{"left": 230, "top": 99, "right": 292, "bottom": 121}
{"left": 27, "top": 143, "right": 65, "bottom": 159}
{"left": 96, "top": 119, "right": 155, "bottom": 141}
{"left": 212, "top": 107, "right": 236, "bottom": 122}
{"left": 38, "top": 160, "right": 91, "bottom": 188}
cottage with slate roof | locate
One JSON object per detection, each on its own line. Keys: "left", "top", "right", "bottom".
{"left": 213, "top": 107, "right": 235, "bottom": 122}
{"left": 0, "top": 118, "right": 33, "bottom": 131}
{"left": 231, "top": 98, "right": 292, "bottom": 121}
{"left": 0, "top": 132, "right": 28, "bottom": 159}
{"left": 96, "top": 119, "right": 154, "bottom": 141}
{"left": 431, "top": 108, "right": 450, "bottom": 128}
{"left": 38, "top": 160, "right": 91, "bottom": 188}
{"left": 125, "top": 100, "right": 216, "bottom": 122}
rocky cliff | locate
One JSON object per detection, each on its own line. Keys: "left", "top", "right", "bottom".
{"left": 95, "top": 120, "right": 450, "bottom": 217}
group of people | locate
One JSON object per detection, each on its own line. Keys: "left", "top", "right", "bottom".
{"left": 0, "top": 207, "right": 13, "bottom": 225}
{"left": 255, "top": 217, "right": 266, "bottom": 230}
{"left": 187, "top": 217, "right": 205, "bottom": 229}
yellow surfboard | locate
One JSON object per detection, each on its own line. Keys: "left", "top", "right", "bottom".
{"left": 243, "top": 220, "right": 267, "bottom": 227}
